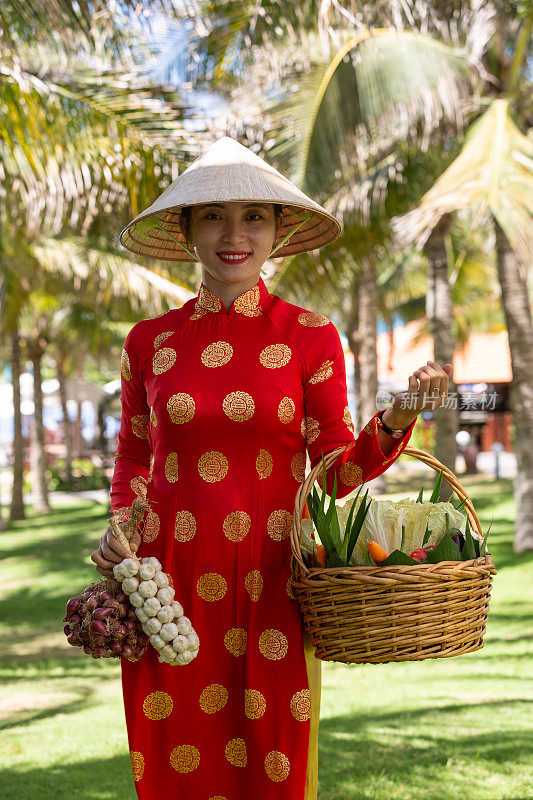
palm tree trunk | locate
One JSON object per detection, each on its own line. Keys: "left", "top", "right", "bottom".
{"left": 346, "top": 278, "right": 363, "bottom": 431}
{"left": 9, "top": 327, "right": 25, "bottom": 520}
{"left": 74, "top": 358, "right": 85, "bottom": 457}
{"left": 494, "top": 220, "right": 533, "bottom": 552}
{"left": 425, "top": 217, "right": 458, "bottom": 500}
{"left": 55, "top": 355, "right": 73, "bottom": 482}
{"left": 28, "top": 338, "right": 50, "bottom": 513}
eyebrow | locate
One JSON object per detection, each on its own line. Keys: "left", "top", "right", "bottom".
{"left": 199, "top": 203, "right": 271, "bottom": 210}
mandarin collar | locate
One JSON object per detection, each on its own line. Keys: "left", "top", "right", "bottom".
{"left": 192, "top": 277, "right": 270, "bottom": 318}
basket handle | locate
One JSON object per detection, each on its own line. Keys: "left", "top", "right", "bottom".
{"left": 290, "top": 443, "right": 483, "bottom": 575}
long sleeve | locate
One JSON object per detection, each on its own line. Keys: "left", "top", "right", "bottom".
{"left": 110, "top": 322, "right": 152, "bottom": 516}
{"left": 303, "top": 320, "right": 416, "bottom": 498}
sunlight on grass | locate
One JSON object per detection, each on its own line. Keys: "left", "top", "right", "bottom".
{"left": 0, "top": 484, "right": 531, "bottom": 800}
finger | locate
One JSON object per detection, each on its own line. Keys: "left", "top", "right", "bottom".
{"left": 129, "top": 532, "right": 141, "bottom": 554}
{"left": 100, "top": 537, "right": 127, "bottom": 563}
{"left": 95, "top": 563, "right": 115, "bottom": 578}
{"left": 106, "top": 530, "right": 136, "bottom": 561}
{"left": 90, "top": 549, "right": 116, "bottom": 570}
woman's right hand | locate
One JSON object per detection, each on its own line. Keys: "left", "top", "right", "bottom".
{"left": 90, "top": 521, "right": 141, "bottom": 578}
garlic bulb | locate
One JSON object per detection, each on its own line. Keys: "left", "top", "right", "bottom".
{"left": 144, "top": 617, "right": 162, "bottom": 635}
{"left": 171, "top": 600, "right": 184, "bottom": 618}
{"left": 138, "top": 563, "right": 156, "bottom": 581}
{"left": 137, "top": 580, "right": 157, "bottom": 598}
{"left": 160, "top": 622, "right": 179, "bottom": 642}
{"left": 143, "top": 597, "right": 161, "bottom": 617}
{"left": 157, "top": 605, "right": 174, "bottom": 624}
{"left": 150, "top": 633, "right": 165, "bottom": 650}
{"left": 128, "top": 591, "right": 143, "bottom": 608}
{"left": 160, "top": 644, "right": 177, "bottom": 661}
{"left": 154, "top": 571, "right": 169, "bottom": 589}
{"left": 121, "top": 576, "right": 139, "bottom": 595}
{"left": 121, "top": 558, "right": 139, "bottom": 578}
{"left": 172, "top": 634, "right": 189, "bottom": 653}
{"left": 135, "top": 608, "right": 149, "bottom": 624}
{"left": 187, "top": 632, "right": 200, "bottom": 651}
{"left": 177, "top": 616, "right": 192, "bottom": 636}
{"left": 142, "top": 556, "right": 162, "bottom": 572}
{"left": 113, "top": 563, "right": 127, "bottom": 581}
{"left": 156, "top": 587, "right": 174, "bottom": 606}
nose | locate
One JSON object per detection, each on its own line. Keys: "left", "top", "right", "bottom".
{"left": 221, "top": 217, "right": 246, "bottom": 244}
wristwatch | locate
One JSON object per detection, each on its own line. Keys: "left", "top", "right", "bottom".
{"left": 376, "top": 409, "right": 410, "bottom": 439}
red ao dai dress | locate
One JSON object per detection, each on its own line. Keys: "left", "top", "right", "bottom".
{"left": 110, "top": 276, "right": 416, "bottom": 800}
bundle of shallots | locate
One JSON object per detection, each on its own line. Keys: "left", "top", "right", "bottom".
{"left": 63, "top": 580, "right": 149, "bottom": 661}
{"left": 109, "top": 499, "right": 200, "bottom": 666}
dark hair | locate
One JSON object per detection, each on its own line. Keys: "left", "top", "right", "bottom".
{"left": 179, "top": 203, "right": 283, "bottom": 243}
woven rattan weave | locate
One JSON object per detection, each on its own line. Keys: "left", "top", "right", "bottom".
{"left": 290, "top": 444, "right": 496, "bottom": 664}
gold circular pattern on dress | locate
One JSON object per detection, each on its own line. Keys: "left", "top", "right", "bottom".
{"left": 344, "top": 405, "right": 355, "bottom": 433}
{"left": 224, "top": 627, "right": 247, "bottom": 656}
{"left": 121, "top": 349, "right": 131, "bottom": 381}
{"left": 196, "top": 572, "right": 227, "bottom": 602}
{"left": 264, "top": 751, "right": 291, "bottom": 782}
{"left": 130, "top": 476, "right": 147, "bottom": 498}
{"left": 113, "top": 506, "right": 130, "bottom": 525}
{"left": 153, "top": 347, "right": 177, "bottom": 375}
{"left": 244, "top": 689, "right": 266, "bottom": 719}
{"left": 143, "top": 691, "right": 173, "bottom": 720}
{"left": 286, "top": 575, "right": 296, "bottom": 599}
{"left": 255, "top": 449, "right": 273, "bottom": 479}
{"left": 259, "top": 343, "right": 292, "bottom": 369}
{"left": 297, "top": 312, "right": 330, "bottom": 327}
{"left": 150, "top": 406, "right": 157, "bottom": 428}
{"left": 225, "top": 738, "right": 247, "bottom": 767}
{"left": 300, "top": 418, "right": 307, "bottom": 439}
{"left": 201, "top": 341, "right": 233, "bottom": 368}
{"left": 198, "top": 450, "right": 229, "bottom": 483}
{"left": 153, "top": 330, "right": 174, "bottom": 350}
{"left": 165, "top": 452, "right": 179, "bottom": 483}
{"left": 223, "top": 391, "right": 255, "bottom": 422}
{"left": 244, "top": 570, "right": 263, "bottom": 602}
{"left": 209, "top": 797, "right": 228, "bottom": 800}
{"left": 277, "top": 396, "right": 295, "bottom": 423}
{"left": 223, "top": 511, "right": 251, "bottom": 542}
{"left": 131, "top": 415, "right": 149, "bottom": 439}
{"left": 267, "top": 509, "right": 293, "bottom": 541}
{"left": 306, "top": 417, "right": 320, "bottom": 444}
{"left": 258, "top": 629, "right": 288, "bottom": 660}
{"left": 234, "top": 285, "right": 262, "bottom": 317}
{"left": 169, "top": 744, "right": 200, "bottom": 773}
{"left": 290, "top": 689, "right": 311, "bottom": 721}
{"left": 174, "top": 510, "right": 197, "bottom": 541}
{"left": 309, "top": 359, "right": 334, "bottom": 384}
{"left": 142, "top": 509, "right": 160, "bottom": 542}
{"left": 130, "top": 751, "right": 145, "bottom": 781}
{"left": 199, "top": 683, "right": 228, "bottom": 714}
{"left": 190, "top": 304, "right": 208, "bottom": 321}
{"left": 364, "top": 417, "right": 378, "bottom": 436}
{"left": 198, "top": 284, "right": 222, "bottom": 312}
{"left": 340, "top": 462, "right": 363, "bottom": 487}
{"left": 290, "top": 452, "right": 306, "bottom": 482}
{"left": 148, "top": 454, "right": 155, "bottom": 482}
{"left": 167, "top": 393, "right": 195, "bottom": 424}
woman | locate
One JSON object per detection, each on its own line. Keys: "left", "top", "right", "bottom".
{"left": 91, "top": 136, "right": 452, "bottom": 800}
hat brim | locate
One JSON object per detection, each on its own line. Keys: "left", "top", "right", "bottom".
{"left": 120, "top": 201, "right": 341, "bottom": 262}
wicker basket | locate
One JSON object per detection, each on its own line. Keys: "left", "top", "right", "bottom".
{"left": 290, "top": 444, "right": 497, "bottom": 664}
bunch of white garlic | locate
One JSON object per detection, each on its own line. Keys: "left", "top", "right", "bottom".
{"left": 113, "top": 556, "right": 199, "bottom": 665}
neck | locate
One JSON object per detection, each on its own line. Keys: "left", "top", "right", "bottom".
{"left": 201, "top": 271, "right": 262, "bottom": 312}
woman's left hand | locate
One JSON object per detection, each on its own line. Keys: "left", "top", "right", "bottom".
{"left": 384, "top": 360, "right": 453, "bottom": 427}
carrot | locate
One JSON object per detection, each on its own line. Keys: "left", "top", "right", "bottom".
{"left": 367, "top": 540, "right": 389, "bottom": 564}
{"left": 315, "top": 544, "right": 327, "bottom": 567}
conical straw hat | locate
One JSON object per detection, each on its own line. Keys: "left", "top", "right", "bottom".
{"left": 119, "top": 136, "right": 342, "bottom": 261}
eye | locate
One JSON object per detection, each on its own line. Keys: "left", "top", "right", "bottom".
{"left": 247, "top": 213, "right": 263, "bottom": 221}
{"left": 204, "top": 212, "right": 221, "bottom": 219}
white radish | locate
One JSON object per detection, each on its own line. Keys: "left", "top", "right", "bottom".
{"left": 143, "top": 597, "right": 161, "bottom": 617}
{"left": 156, "top": 587, "right": 175, "bottom": 606}
{"left": 160, "top": 622, "right": 179, "bottom": 642}
{"left": 137, "top": 580, "right": 157, "bottom": 598}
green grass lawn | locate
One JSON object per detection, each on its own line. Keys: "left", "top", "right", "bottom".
{"left": 0, "top": 477, "right": 531, "bottom": 800}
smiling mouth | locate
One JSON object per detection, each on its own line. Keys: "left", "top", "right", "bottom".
{"left": 216, "top": 252, "right": 252, "bottom": 263}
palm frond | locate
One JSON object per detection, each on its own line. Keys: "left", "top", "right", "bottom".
{"left": 392, "top": 99, "right": 533, "bottom": 264}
